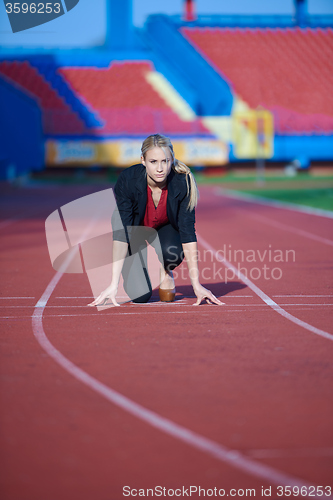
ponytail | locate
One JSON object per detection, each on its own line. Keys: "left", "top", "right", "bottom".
{"left": 172, "top": 159, "right": 199, "bottom": 211}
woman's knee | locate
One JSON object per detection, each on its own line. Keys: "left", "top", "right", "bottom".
{"left": 157, "top": 224, "right": 183, "bottom": 270}
{"left": 131, "top": 290, "right": 152, "bottom": 303}
{"left": 163, "top": 243, "right": 183, "bottom": 270}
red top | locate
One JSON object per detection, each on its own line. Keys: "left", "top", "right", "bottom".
{"left": 143, "top": 185, "right": 169, "bottom": 229}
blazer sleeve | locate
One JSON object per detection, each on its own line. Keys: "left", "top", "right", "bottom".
{"left": 177, "top": 190, "right": 197, "bottom": 244}
{"left": 111, "top": 171, "right": 133, "bottom": 243}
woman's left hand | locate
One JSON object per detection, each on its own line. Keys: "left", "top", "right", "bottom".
{"left": 192, "top": 283, "right": 225, "bottom": 306}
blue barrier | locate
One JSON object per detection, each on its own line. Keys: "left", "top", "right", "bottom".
{"left": 143, "top": 15, "right": 233, "bottom": 116}
{"left": 229, "top": 135, "right": 333, "bottom": 163}
{"left": 0, "top": 76, "right": 44, "bottom": 180}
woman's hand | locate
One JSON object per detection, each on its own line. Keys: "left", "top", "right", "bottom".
{"left": 192, "top": 283, "right": 225, "bottom": 306}
{"left": 88, "top": 283, "right": 120, "bottom": 307}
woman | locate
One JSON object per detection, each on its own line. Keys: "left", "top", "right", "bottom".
{"left": 89, "top": 134, "right": 223, "bottom": 307}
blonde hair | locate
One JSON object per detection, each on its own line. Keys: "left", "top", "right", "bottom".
{"left": 141, "top": 134, "right": 198, "bottom": 211}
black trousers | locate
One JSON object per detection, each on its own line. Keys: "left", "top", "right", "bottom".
{"left": 121, "top": 223, "right": 184, "bottom": 303}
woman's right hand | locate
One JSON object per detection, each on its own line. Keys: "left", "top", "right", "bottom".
{"left": 88, "top": 283, "right": 120, "bottom": 307}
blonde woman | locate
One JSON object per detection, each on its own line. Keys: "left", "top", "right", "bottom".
{"left": 89, "top": 134, "right": 223, "bottom": 307}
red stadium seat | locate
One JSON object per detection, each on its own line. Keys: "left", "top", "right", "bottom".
{"left": 0, "top": 60, "right": 87, "bottom": 135}
{"left": 182, "top": 27, "right": 333, "bottom": 134}
{"left": 59, "top": 61, "right": 211, "bottom": 136}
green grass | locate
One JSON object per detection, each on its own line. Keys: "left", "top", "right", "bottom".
{"left": 194, "top": 170, "right": 333, "bottom": 185}
{"left": 194, "top": 170, "right": 333, "bottom": 211}
{"left": 235, "top": 188, "right": 333, "bottom": 211}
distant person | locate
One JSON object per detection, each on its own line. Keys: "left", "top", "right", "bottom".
{"left": 89, "top": 133, "right": 223, "bottom": 307}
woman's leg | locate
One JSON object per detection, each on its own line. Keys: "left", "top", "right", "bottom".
{"left": 121, "top": 227, "right": 153, "bottom": 303}
{"left": 156, "top": 224, "right": 183, "bottom": 272}
{"left": 122, "top": 224, "right": 183, "bottom": 302}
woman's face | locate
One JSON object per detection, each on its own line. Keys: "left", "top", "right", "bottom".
{"left": 142, "top": 146, "right": 173, "bottom": 186}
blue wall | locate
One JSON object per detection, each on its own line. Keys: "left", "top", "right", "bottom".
{"left": 143, "top": 15, "right": 234, "bottom": 116}
{"left": 0, "top": 76, "right": 44, "bottom": 180}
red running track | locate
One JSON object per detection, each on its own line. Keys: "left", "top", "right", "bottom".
{"left": 0, "top": 183, "right": 332, "bottom": 500}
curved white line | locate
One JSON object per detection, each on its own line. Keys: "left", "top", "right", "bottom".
{"left": 32, "top": 270, "right": 330, "bottom": 496}
{"left": 196, "top": 235, "right": 333, "bottom": 342}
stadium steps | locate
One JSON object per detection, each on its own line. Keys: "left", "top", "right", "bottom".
{"left": 58, "top": 61, "right": 211, "bottom": 136}
{"left": 0, "top": 60, "right": 87, "bottom": 135}
{"left": 31, "top": 62, "right": 103, "bottom": 129}
{"left": 144, "top": 71, "right": 196, "bottom": 122}
{"left": 143, "top": 15, "right": 233, "bottom": 116}
{"left": 182, "top": 27, "right": 333, "bottom": 134}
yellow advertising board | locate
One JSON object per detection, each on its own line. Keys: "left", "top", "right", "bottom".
{"left": 45, "top": 138, "right": 229, "bottom": 167}
{"left": 233, "top": 109, "right": 274, "bottom": 159}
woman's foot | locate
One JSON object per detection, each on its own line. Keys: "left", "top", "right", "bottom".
{"left": 159, "top": 268, "right": 176, "bottom": 302}
{"left": 160, "top": 268, "right": 175, "bottom": 290}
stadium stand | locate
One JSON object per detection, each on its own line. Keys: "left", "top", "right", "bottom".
{"left": 0, "top": 60, "right": 88, "bottom": 135}
{"left": 1, "top": 0, "right": 332, "bottom": 174}
{"left": 58, "top": 61, "right": 210, "bottom": 136}
{"left": 0, "top": 59, "right": 210, "bottom": 137}
{"left": 182, "top": 27, "right": 333, "bottom": 135}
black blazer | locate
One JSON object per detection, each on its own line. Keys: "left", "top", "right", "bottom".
{"left": 112, "top": 163, "right": 196, "bottom": 244}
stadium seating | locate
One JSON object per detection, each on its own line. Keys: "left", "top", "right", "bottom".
{"left": 0, "top": 60, "right": 87, "bottom": 135}
{"left": 0, "top": 59, "right": 210, "bottom": 136}
{"left": 182, "top": 27, "right": 333, "bottom": 134}
{"left": 59, "top": 61, "right": 210, "bottom": 135}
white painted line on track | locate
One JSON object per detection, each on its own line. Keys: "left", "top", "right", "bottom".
{"left": 31, "top": 276, "right": 329, "bottom": 494}
{"left": 246, "top": 448, "right": 333, "bottom": 459}
{"left": 55, "top": 295, "right": 255, "bottom": 299}
{"left": 0, "top": 297, "right": 35, "bottom": 299}
{"left": 246, "top": 212, "right": 333, "bottom": 246}
{"left": 53, "top": 295, "right": 332, "bottom": 299}
{"left": 3, "top": 306, "right": 331, "bottom": 320}
{"left": 6, "top": 310, "right": 255, "bottom": 320}
{"left": 5, "top": 303, "right": 333, "bottom": 309}
{"left": 197, "top": 234, "right": 333, "bottom": 342}
{"left": 55, "top": 295, "right": 256, "bottom": 299}
{"left": 215, "top": 188, "right": 333, "bottom": 219}
{"left": 273, "top": 295, "right": 333, "bottom": 298}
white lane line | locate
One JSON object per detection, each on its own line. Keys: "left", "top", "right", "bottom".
{"left": 246, "top": 212, "right": 333, "bottom": 246}
{"left": 273, "top": 295, "right": 333, "bottom": 298}
{"left": 197, "top": 235, "right": 333, "bottom": 342}
{"left": 55, "top": 295, "right": 332, "bottom": 299}
{"left": 32, "top": 275, "right": 329, "bottom": 494}
{"left": 6, "top": 303, "right": 333, "bottom": 309}
{"left": 6, "top": 310, "right": 254, "bottom": 320}
{"left": 215, "top": 188, "right": 333, "bottom": 219}
{"left": 0, "top": 297, "right": 35, "bottom": 299}
{"left": 55, "top": 295, "right": 255, "bottom": 299}
{"left": 246, "top": 448, "right": 333, "bottom": 459}
{"left": 2, "top": 305, "right": 330, "bottom": 320}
